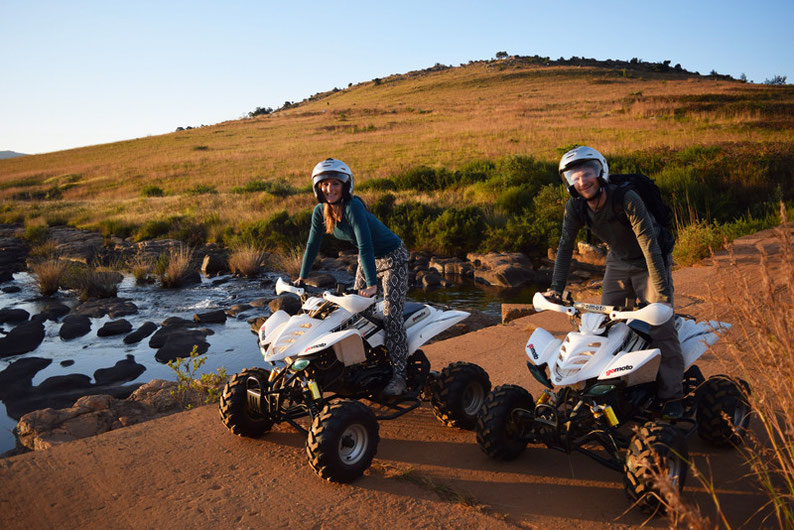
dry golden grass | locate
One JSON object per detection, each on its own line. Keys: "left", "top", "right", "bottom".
{"left": 228, "top": 245, "right": 264, "bottom": 277}
{"left": 158, "top": 246, "right": 196, "bottom": 288}
{"left": 269, "top": 247, "right": 304, "bottom": 280}
{"left": 30, "top": 259, "right": 66, "bottom": 296}
{"left": 1, "top": 63, "right": 792, "bottom": 232}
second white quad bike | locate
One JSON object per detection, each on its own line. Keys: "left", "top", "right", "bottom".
{"left": 220, "top": 278, "right": 490, "bottom": 483}
{"left": 476, "top": 292, "right": 751, "bottom": 513}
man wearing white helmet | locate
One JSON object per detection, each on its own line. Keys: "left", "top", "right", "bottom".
{"left": 545, "top": 146, "right": 684, "bottom": 418}
{"left": 297, "top": 158, "right": 410, "bottom": 397}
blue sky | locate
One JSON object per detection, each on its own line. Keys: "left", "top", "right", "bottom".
{"left": 1, "top": 1, "right": 792, "bottom": 155}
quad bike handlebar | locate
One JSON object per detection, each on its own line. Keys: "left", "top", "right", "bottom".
{"left": 532, "top": 292, "right": 673, "bottom": 326}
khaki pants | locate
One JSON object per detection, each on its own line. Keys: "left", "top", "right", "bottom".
{"left": 601, "top": 255, "right": 683, "bottom": 400}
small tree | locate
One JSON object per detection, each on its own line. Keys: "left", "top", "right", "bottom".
{"left": 764, "top": 75, "right": 787, "bottom": 85}
{"left": 495, "top": 51, "right": 508, "bottom": 59}
{"left": 248, "top": 106, "right": 273, "bottom": 118}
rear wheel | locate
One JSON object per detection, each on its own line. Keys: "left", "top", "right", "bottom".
{"left": 476, "top": 385, "right": 534, "bottom": 460}
{"left": 306, "top": 400, "right": 379, "bottom": 483}
{"left": 219, "top": 368, "right": 274, "bottom": 437}
{"left": 696, "top": 375, "right": 751, "bottom": 446}
{"left": 624, "top": 421, "right": 688, "bottom": 514}
{"left": 431, "top": 361, "right": 491, "bottom": 430}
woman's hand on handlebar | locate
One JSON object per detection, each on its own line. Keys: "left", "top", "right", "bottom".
{"left": 542, "top": 289, "right": 562, "bottom": 300}
{"left": 358, "top": 285, "right": 377, "bottom": 298}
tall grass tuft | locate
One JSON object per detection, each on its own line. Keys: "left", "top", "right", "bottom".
{"left": 228, "top": 245, "right": 265, "bottom": 277}
{"left": 31, "top": 259, "right": 66, "bottom": 296}
{"left": 64, "top": 267, "right": 122, "bottom": 301}
{"left": 157, "top": 246, "right": 196, "bottom": 288}
{"left": 129, "top": 253, "right": 154, "bottom": 284}
{"left": 270, "top": 246, "right": 304, "bottom": 280}
{"left": 655, "top": 203, "right": 794, "bottom": 527}
{"left": 708, "top": 204, "right": 794, "bottom": 528}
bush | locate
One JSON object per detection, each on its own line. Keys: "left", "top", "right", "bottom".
{"left": 422, "top": 206, "right": 486, "bottom": 256}
{"left": 495, "top": 186, "right": 534, "bottom": 215}
{"left": 141, "top": 185, "right": 165, "bottom": 198}
{"left": 228, "top": 245, "right": 265, "bottom": 277}
{"left": 97, "top": 219, "right": 136, "bottom": 239}
{"left": 134, "top": 219, "right": 173, "bottom": 241}
{"left": 24, "top": 224, "right": 49, "bottom": 245}
{"left": 157, "top": 246, "right": 196, "bottom": 288}
{"left": 186, "top": 184, "right": 218, "bottom": 195}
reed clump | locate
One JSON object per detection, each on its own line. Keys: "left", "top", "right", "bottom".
{"left": 228, "top": 245, "right": 265, "bottom": 278}
{"left": 155, "top": 246, "right": 197, "bottom": 288}
{"left": 30, "top": 259, "right": 67, "bottom": 296}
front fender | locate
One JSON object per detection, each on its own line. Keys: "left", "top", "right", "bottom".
{"left": 525, "top": 327, "right": 562, "bottom": 366}
{"left": 407, "top": 309, "right": 469, "bottom": 352}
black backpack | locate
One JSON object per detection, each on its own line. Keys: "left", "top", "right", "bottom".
{"left": 575, "top": 173, "right": 676, "bottom": 256}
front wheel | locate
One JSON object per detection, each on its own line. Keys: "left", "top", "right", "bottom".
{"left": 306, "top": 400, "right": 379, "bottom": 483}
{"left": 219, "top": 368, "right": 274, "bottom": 437}
{"left": 431, "top": 361, "right": 491, "bottom": 430}
{"left": 624, "top": 421, "right": 688, "bottom": 514}
{"left": 696, "top": 375, "right": 751, "bottom": 447}
{"left": 476, "top": 385, "right": 534, "bottom": 460}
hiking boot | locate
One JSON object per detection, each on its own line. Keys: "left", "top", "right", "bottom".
{"left": 661, "top": 399, "right": 684, "bottom": 420}
{"left": 382, "top": 375, "right": 407, "bottom": 397}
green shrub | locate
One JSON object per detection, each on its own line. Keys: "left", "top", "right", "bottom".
{"left": 357, "top": 178, "right": 397, "bottom": 192}
{"left": 141, "top": 185, "right": 165, "bottom": 197}
{"left": 495, "top": 186, "right": 534, "bottom": 215}
{"left": 96, "top": 219, "right": 136, "bottom": 239}
{"left": 24, "top": 224, "right": 49, "bottom": 245}
{"left": 135, "top": 218, "right": 173, "bottom": 241}
{"left": 186, "top": 184, "right": 218, "bottom": 195}
{"left": 423, "top": 206, "right": 486, "bottom": 256}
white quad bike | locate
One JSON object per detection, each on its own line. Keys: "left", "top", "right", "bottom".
{"left": 220, "top": 278, "right": 491, "bottom": 483}
{"left": 476, "top": 292, "right": 751, "bottom": 513}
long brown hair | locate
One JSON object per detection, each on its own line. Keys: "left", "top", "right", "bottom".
{"left": 323, "top": 203, "right": 343, "bottom": 234}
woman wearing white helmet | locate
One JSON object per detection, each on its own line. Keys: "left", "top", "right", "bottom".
{"left": 297, "top": 158, "right": 410, "bottom": 396}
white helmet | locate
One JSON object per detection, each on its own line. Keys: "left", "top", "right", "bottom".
{"left": 311, "top": 158, "right": 354, "bottom": 203}
{"left": 558, "top": 146, "right": 609, "bottom": 197}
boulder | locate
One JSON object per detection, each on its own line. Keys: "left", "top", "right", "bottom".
{"left": 201, "top": 252, "right": 229, "bottom": 277}
{"left": 60, "top": 360, "right": 75, "bottom": 367}
{"left": 153, "top": 329, "right": 210, "bottom": 363}
{"left": 193, "top": 310, "right": 226, "bottom": 325}
{"left": 304, "top": 272, "right": 336, "bottom": 288}
{"left": 249, "top": 297, "right": 271, "bottom": 308}
{"left": 36, "top": 374, "right": 93, "bottom": 394}
{"left": 47, "top": 226, "right": 104, "bottom": 264}
{"left": 576, "top": 242, "right": 608, "bottom": 266}
{"left": 35, "top": 301, "right": 70, "bottom": 321}
{"left": 0, "top": 320, "right": 45, "bottom": 357}
{"left": 0, "top": 308, "right": 29, "bottom": 324}
{"left": 226, "top": 304, "right": 252, "bottom": 317}
{"left": 249, "top": 317, "right": 266, "bottom": 334}
{"left": 123, "top": 321, "right": 157, "bottom": 344}
{"left": 474, "top": 263, "right": 534, "bottom": 288}
{"left": 268, "top": 294, "right": 301, "bottom": 315}
{"left": 97, "top": 319, "right": 133, "bottom": 337}
{"left": 161, "top": 316, "right": 196, "bottom": 328}
{"left": 2, "top": 285, "right": 21, "bottom": 293}
{"left": 93, "top": 354, "right": 146, "bottom": 385}
{"left": 422, "top": 271, "right": 443, "bottom": 287}
{"left": 467, "top": 251, "right": 531, "bottom": 270}
{"left": 59, "top": 314, "right": 92, "bottom": 340}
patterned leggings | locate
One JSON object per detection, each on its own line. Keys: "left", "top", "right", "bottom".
{"left": 354, "top": 244, "right": 410, "bottom": 378}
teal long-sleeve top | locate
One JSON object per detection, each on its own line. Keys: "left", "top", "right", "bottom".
{"left": 299, "top": 197, "right": 402, "bottom": 287}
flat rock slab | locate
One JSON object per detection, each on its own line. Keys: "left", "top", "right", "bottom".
{"left": 59, "top": 314, "right": 92, "bottom": 340}
{"left": 193, "top": 310, "right": 226, "bottom": 324}
{"left": 75, "top": 298, "right": 138, "bottom": 318}
{"left": 97, "top": 319, "right": 133, "bottom": 337}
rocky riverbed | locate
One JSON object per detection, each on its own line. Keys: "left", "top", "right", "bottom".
{"left": 0, "top": 224, "right": 606, "bottom": 455}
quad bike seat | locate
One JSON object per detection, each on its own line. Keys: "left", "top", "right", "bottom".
{"left": 402, "top": 302, "right": 426, "bottom": 321}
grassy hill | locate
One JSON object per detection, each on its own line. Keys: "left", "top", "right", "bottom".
{"left": 1, "top": 57, "right": 793, "bottom": 259}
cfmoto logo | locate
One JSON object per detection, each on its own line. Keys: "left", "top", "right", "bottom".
{"left": 605, "top": 365, "right": 633, "bottom": 377}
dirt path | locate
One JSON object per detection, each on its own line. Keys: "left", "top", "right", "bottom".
{"left": 1, "top": 226, "right": 789, "bottom": 529}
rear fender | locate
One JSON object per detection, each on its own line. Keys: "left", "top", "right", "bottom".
{"left": 407, "top": 309, "right": 469, "bottom": 353}
{"left": 678, "top": 319, "right": 731, "bottom": 369}
{"left": 525, "top": 327, "right": 562, "bottom": 366}
{"left": 301, "top": 329, "right": 366, "bottom": 366}
{"left": 598, "top": 348, "right": 660, "bottom": 386}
